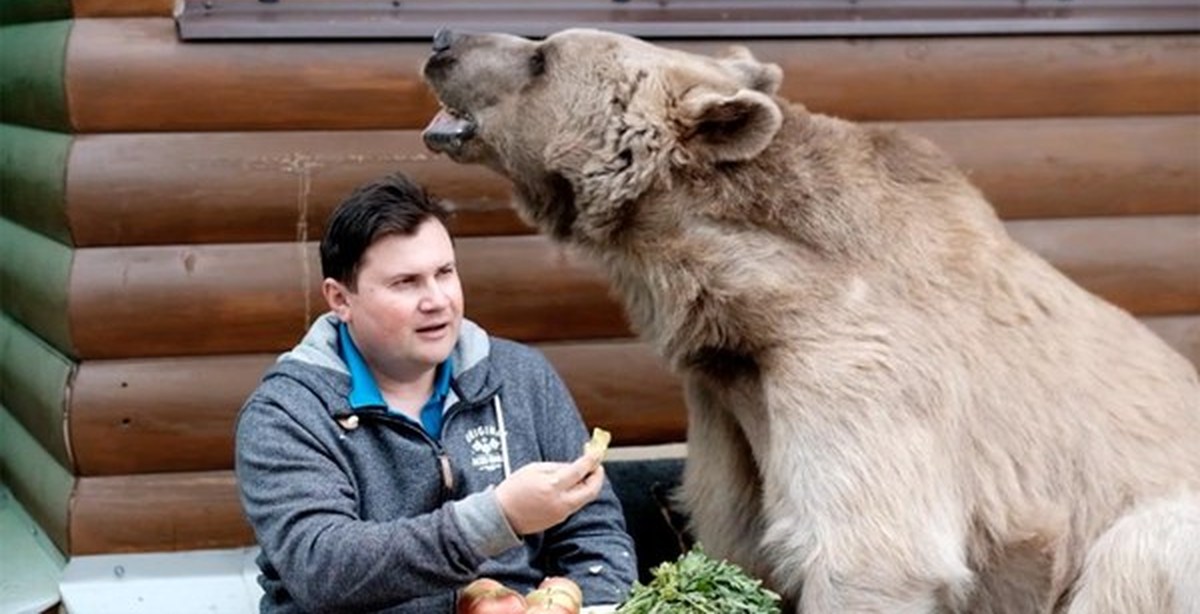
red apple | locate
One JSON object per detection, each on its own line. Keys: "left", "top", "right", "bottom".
{"left": 535, "top": 577, "right": 583, "bottom": 610}
{"left": 456, "top": 578, "right": 527, "bottom": 614}
{"left": 524, "top": 587, "right": 579, "bottom": 614}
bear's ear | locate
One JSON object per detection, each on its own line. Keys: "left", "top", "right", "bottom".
{"left": 678, "top": 88, "right": 782, "bottom": 162}
{"left": 716, "top": 46, "right": 782, "bottom": 94}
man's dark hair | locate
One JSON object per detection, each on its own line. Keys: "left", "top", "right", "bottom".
{"left": 320, "top": 173, "right": 452, "bottom": 289}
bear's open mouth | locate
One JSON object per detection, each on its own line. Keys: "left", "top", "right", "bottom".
{"left": 422, "top": 107, "right": 477, "bottom": 155}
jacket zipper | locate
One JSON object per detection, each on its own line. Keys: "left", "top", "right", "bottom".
{"left": 346, "top": 390, "right": 502, "bottom": 495}
{"left": 351, "top": 410, "right": 457, "bottom": 492}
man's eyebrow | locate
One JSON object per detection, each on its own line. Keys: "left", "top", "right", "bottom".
{"left": 384, "top": 261, "right": 454, "bottom": 278}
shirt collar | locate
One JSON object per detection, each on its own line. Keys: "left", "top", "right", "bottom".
{"left": 420, "top": 358, "right": 454, "bottom": 439}
{"left": 338, "top": 321, "right": 387, "bottom": 410}
{"left": 336, "top": 321, "right": 454, "bottom": 415}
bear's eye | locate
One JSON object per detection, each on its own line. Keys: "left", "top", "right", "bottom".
{"left": 529, "top": 49, "right": 547, "bottom": 77}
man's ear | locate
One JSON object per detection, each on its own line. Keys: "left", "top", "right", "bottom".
{"left": 322, "top": 278, "right": 353, "bottom": 321}
{"left": 678, "top": 88, "right": 782, "bottom": 162}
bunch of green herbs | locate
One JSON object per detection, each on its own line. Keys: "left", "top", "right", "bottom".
{"left": 616, "top": 546, "right": 782, "bottom": 613}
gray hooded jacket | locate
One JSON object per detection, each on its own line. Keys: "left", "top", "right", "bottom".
{"left": 236, "top": 314, "right": 636, "bottom": 613}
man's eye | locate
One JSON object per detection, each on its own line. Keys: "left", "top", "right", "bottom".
{"left": 529, "top": 50, "right": 546, "bottom": 77}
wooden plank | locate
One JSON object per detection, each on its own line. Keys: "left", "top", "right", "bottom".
{"left": 0, "top": 218, "right": 75, "bottom": 356}
{"left": 1006, "top": 215, "right": 1200, "bottom": 317}
{"left": 754, "top": 35, "right": 1200, "bottom": 122}
{"left": 69, "top": 471, "right": 252, "bottom": 555}
{"left": 0, "top": 21, "right": 71, "bottom": 132}
{"left": 65, "top": 130, "right": 520, "bottom": 247}
{"left": 69, "top": 353, "right": 268, "bottom": 476}
{"left": 72, "top": 0, "right": 171, "bottom": 17}
{"left": 1144, "top": 315, "right": 1200, "bottom": 369}
{"left": 65, "top": 19, "right": 1200, "bottom": 132}
{"left": 0, "top": 405, "right": 73, "bottom": 553}
{"left": 67, "top": 241, "right": 321, "bottom": 359}
{"left": 47, "top": 116, "right": 1200, "bottom": 247}
{"left": 66, "top": 18, "right": 439, "bottom": 132}
{"left": 902, "top": 116, "right": 1200, "bottom": 220}
{"left": 0, "top": 216, "right": 1181, "bottom": 360}
{"left": 59, "top": 238, "right": 622, "bottom": 359}
{"left": 540, "top": 341, "right": 686, "bottom": 445}
{"left": 0, "top": 124, "right": 72, "bottom": 244}
{"left": 0, "top": 315, "right": 74, "bottom": 469}
{"left": 68, "top": 341, "right": 684, "bottom": 475}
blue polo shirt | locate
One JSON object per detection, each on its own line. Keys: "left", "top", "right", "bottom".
{"left": 337, "top": 322, "right": 453, "bottom": 439}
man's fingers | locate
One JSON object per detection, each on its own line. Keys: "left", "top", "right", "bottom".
{"left": 573, "top": 452, "right": 600, "bottom": 475}
{"left": 548, "top": 455, "right": 600, "bottom": 491}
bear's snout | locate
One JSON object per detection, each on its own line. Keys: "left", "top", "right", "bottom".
{"left": 424, "top": 28, "right": 465, "bottom": 82}
{"left": 432, "top": 27, "right": 456, "bottom": 53}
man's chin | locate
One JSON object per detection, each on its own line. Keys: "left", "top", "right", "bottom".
{"left": 417, "top": 335, "right": 458, "bottom": 364}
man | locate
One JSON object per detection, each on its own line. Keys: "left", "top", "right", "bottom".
{"left": 236, "top": 173, "right": 636, "bottom": 613}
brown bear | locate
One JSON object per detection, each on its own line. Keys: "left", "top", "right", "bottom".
{"left": 421, "top": 28, "right": 1200, "bottom": 613}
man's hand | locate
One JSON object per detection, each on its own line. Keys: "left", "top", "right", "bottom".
{"left": 494, "top": 454, "right": 604, "bottom": 535}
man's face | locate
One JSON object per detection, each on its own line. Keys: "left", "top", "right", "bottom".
{"left": 327, "top": 218, "right": 463, "bottom": 380}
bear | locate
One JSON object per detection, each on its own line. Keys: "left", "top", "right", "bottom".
{"left": 420, "top": 28, "right": 1200, "bottom": 612}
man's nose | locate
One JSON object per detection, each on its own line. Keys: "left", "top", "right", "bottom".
{"left": 420, "top": 282, "right": 451, "bottom": 310}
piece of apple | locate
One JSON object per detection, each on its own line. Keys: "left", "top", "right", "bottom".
{"left": 583, "top": 427, "right": 611, "bottom": 460}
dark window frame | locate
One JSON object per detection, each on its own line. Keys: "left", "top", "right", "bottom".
{"left": 175, "top": 0, "right": 1200, "bottom": 42}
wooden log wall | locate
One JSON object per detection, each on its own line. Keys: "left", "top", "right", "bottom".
{"left": 0, "top": 3, "right": 1197, "bottom": 557}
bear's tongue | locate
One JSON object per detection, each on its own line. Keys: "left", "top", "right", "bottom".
{"left": 422, "top": 109, "right": 476, "bottom": 154}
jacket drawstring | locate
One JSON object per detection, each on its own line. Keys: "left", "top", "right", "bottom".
{"left": 494, "top": 395, "right": 512, "bottom": 478}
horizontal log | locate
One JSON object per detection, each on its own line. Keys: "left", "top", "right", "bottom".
{"left": 0, "top": 1, "right": 169, "bottom": 25}
{"left": 0, "top": 314, "right": 74, "bottom": 468}
{"left": 3, "top": 116, "right": 1191, "bottom": 248}
{"left": 0, "top": 405, "right": 73, "bottom": 553}
{"left": 1144, "top": 315, "right": 1200, "bottom": 370}
{"left": 73, "top": 0, "right": 172, "bottom": 18}
{"left": 1005, "top": 216, "right": 1200, "bottom": 316}
{"left": 54, "top": 311, "right": 1200, "bottom": 553}
{"left": 59, "top": 18, "right": 1199, "bottom": 132}
{"left": 2, "top": 215, "right": 1194, "bottom": 361}
{"left": 540, "top": 342, "right": 685, "bottom": 446}
{"left": 900, "top": 116, "right": 1200, "bottom": 220}
{"left": 55, "top": 237, "right": 625, "bottom": 358}
{"left": 0, "top": 21, "right": 70, "bottom": 132}
{"left": 65, "top": 18, "right": 438, "bottom": 132}
{"left": 63, "top": 130, "right": 521, "bottom": 246}
{"left": 68, "top": 340, "right": 686, "bottom": 475}
{"left": 70, "top": 471, "right": 253, "bottom": 555}
{"left": 68, "top": 353, "right": 268, "bottom": 476}
{"left": 0, "top": 218, "right": 74, "bottom": 356}
{"left": 0, "top": 124, "right": 72, "bottom": 245}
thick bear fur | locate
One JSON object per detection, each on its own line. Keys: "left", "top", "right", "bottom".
{"left": 421, "top": 29, "right": 1200, "bottom": 612}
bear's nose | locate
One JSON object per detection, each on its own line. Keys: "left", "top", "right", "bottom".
{"left": 432, "top": 28, "right": 456, "bottom": 53}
